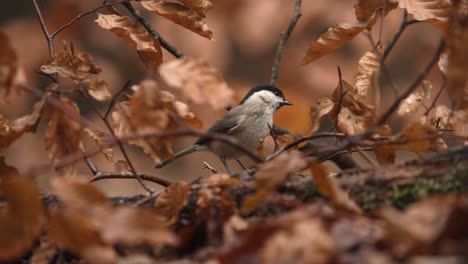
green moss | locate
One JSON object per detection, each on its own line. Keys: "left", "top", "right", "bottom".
{"left": 350, "top": 163, "right": 468, "bottom": 211}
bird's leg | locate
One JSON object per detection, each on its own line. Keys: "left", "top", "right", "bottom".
{"left": 220, "top": 157, "right": 232, "bottom": 175}
{"left": 236, "top": 159, "right": 248, "bottom": 171}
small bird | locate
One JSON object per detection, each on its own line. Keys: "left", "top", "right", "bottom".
{"left": 155, "top": 85, "right": 292, "bottom": 174}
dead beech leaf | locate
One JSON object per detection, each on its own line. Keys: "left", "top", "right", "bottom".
{"left": 175, "top": 0, "right": 214, "bottom": 17}
{"left": 154, "top": 182, "right": 191, "bottom": 225}
{"left": 354, "top": 50, "right": 381, "bottom": 97}
{"left": 241, "top": 151, "right": 307, "bottom": 215}
{"left": 354, "top": 0, "right": 398, "bottom": 22}
{"left": 40, "top": 48, "right": 101, "bottom": 80}
{"left": 398, "top": 80, "right": 432, "bottom": 116}
{"left": 309, "top": 97, "right": 333, "bottom": 135}
{"left": 48, "top": 208, "right": 118, "bottom": 264}
{"left": 83, "top": 127, "right": 113, "bottom": 161}
{"left": 112, "top": 80, "right": 202, "bottom": 162}
{"left": 373, "top": 125, "right": 396, "bottom": 165}
{"left": 52, "top": 177, "right": 109, "bottom": 208}
{"left": 310, "top": 160, "right": 362, "bottom": 213}
{"left": 0, "top": 158, "right": 44, "bottom": 261}
{"left": 451, "top": 107, "right": 468, "bottom": 138}
{"left": 393, "top": 122, "right": 446, "bottom": 154}
{"left": 398, "top": 0, "right": 452, "bottom": 28}
{"left": 302, "top": 8, "right": 395, "bottom": 64}
{"left": 337, "top": 104, "right": 375, "bottom": 135}
{"left": 44, "top": 96, "right": 83, "bottom": 176}
{"left": 159, "top": 58, "right": 234, "bottom": 110}
{"left": 0, "top": 97, "right": 45, "bottom": 153}
{"left": 95, "top": 13, "right": 163, "bottom": 74}
{"left": 140, "top": 1, "right": 213, "bottom": 40}
{"left": 0, "top": 31, "right": 18, "bottom": 99}
{"left": 261, "top": 218, "right": 335, "bottom": 264}
{"left": 82, "top": 78, "right": 111, "bottom": 101}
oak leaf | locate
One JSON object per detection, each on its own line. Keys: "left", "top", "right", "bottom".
{"left": 95, "top": 13, "right": 163, "bottom": 74}
{"left": 159, "top": 58, "right": 234, "bottom": 110}
{"left": 0, "top": 159, "right": 44, "bottom": 261}
{"left": 140, "top": 1, "right": 213, "bottom": 40}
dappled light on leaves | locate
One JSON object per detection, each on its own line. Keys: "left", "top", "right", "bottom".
{"left": 0, "top": 159, "right": 44, "bottom": 261}
{"left": 95, "top": 12, "right": 163, "bottom": 75}
{"left": 139, "top": 1, "right": 214, "bottom": 40}
{"left": 159, "top": 58, "right": 234, "bottom": 110}
{"left": 111, "top": 80, "right": 202, "bottom": 163}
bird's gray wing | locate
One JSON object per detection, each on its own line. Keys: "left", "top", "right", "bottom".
{"left": 195, "top": 109, "right": 245, "bottom": 146}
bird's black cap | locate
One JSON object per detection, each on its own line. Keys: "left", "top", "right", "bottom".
{"left": 239, "top": 85, "right": 287, "bottom": 105}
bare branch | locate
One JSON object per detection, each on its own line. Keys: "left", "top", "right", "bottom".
{"left": 271, "top": 0, "right": 302, "bottom": 86}
{"left": 32, "top": 0, "right": 53, "bottom": 58}
{"left": 90, "top": 172, "right": 171, "bottom": 187}
{"left": 105, "top": 80, "right": 131, "bottom": 120}
{"left": 123, "top": 2, "right": 184, "bottom": 58}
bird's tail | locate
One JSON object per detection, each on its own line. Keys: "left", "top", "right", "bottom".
{"left": 154, "top": 145, "right": 202, "bottom": 168}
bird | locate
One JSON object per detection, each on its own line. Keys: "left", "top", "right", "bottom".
{"left": 155, "top": 85, "right": 292, "bottom": 174}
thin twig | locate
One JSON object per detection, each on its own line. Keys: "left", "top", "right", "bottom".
{"left": 271, "top": 0, "right": 302, "bottom": 86}
{"left": 32, "top": 0, "right": 53, "bottom": 58}
{"left": 377, "top": 39, "right": 444, "bottom": 126}
{"left": 105, "top": 80, "right": 131, "bottom": 119}
{"left": 123, "top": 2, "right": 184, "bottom": 58}
{"left": 50, "top": 0, "right": 131, "bottom": 38}
{"left": 82, "top": 145, "right": 99, "bottom": 175}
{"left": 203, "top": 162, "right": 218, "bottom": 174}
{"left": 424, "top": 77, "right": 447, "bottom": 116}
{"left": 356, "top": 145, "right": 378, "bottom": 167}
{"left": 268, "top": 123, "right": 279, "bottom": 152}
{"left": 90, "top": 172, "right": 171, "bottom": 187}
{"left": 381, "top": 10, "right": 408, "bottom": 64}
{"left": 328, "top": 66, "right": 345, "bottom": 132}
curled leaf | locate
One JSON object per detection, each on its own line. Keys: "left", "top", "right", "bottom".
{"left": 40, "top": 48, "right": 101, "bottom": 80}
{"left": 95, "top": 13, "right": 163, "bottom": 74}
{"left": 398, "top": 0, "right": 452, "bottom": 28}
{"left": 82, "top": 78, "right": 111, "bottom": 101}
{"left": 354, "top": 50, "right": 381, "bottom": 97}
{"left": 309, "top": 98, "right": 334, "bottom": 135}
{"left": 140, "top": 1, "right": 213, "bottom": 40}
{"left": 159, "top": 58, "right": 234, "bottom": 110}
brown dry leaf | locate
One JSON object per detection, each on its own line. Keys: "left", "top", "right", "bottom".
{"left": 0, "top": 31, "right": 18, "bottom": 99}
{"left": 196, "top": 186, "right": 237, "bottom": 227}
{"left": 140, "top": 1, "right": 213, "bottom": 40}
{"left": 99, "top": 207, "right": 178, "bottom": 246}
{"left": 444, "top": 0, "right": 468, "bottom": 108}
{"left": 373, "top": 125, "right": 396, "bottom": 165}
{"left": 309, "top": 97, "right": 334, "bottom": 135}
{"left": 303, "top": 7, "right": 395, "bottom": 64}
{"left": 154, "top": 181, "right": 191, "bottom": 225}
{"left": 354, "top": 50, "right": 381, "bottom": 97}
{"left": 275, "top": 134, "right": 297, "bottom": 149}
{"left": 40, "top": 48, "right": 101, "bottom": 80}
{"left": 176, "top": 0, "right": 214, "bottom": 17}
{"left": 0, "top": 97, "right": 45, "bottom": 153}
{"left": 430, "top": 104, "right": 452, "bottom": 128}
{"left": 112, "top": 80, "right": 202, "bottom": 163}
{"left": 354, "top": 0, "right": 398, "bottom": 22}
{"left": 310, "top": 160, "right": 362, "bottom": 213}
{"left": 52, "top": 177, "right": 109, "bottom": 208}
{"left": 95, "top": 13, "right": 163, "bottom": 74}
{"left": 0, "top": 159, "right": 44, "bottom": 261}
{"left": 331, "top": 79, "right": 376, "bottom": 135}
{"left": 393, "top": 122, "right": 446, "bottom": 154}
{"left": 82, "top": 78, "right": 112, "bottom": 101}
{"left": 83, "top": 127, "right": 113, "bottom": 161}
{"left": 261, "top": 218, "right": 335, "bottom": 264}
{"left": 241, "top": 151, "right": 308, "bottom": 215}
{"left": 378, "top": 195, "right": 462, "bottom": 257}
{"left": 451, "top": 106, "right": 468, "bottom": 138}
{"left": 47, "top": 208, "right": 117, "bottom": 264}
{"left": 44, "top": 96, "right": 83, "bottom": 176}
{"left": 398, "top": 0, "right": 452, "bottom": 28}
{"left": 397, "top": 80, "right": 432, "bottom": 115}
{"left": 159, "top": 58, "right": 234, "bottom": 110}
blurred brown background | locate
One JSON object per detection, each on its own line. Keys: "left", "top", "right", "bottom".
{"left": 1, "top": 0, "right": 445, "bottom": 195}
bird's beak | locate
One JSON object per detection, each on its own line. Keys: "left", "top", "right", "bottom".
{"left": 282, "top": 99, "right": 292, "bottom": 106}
